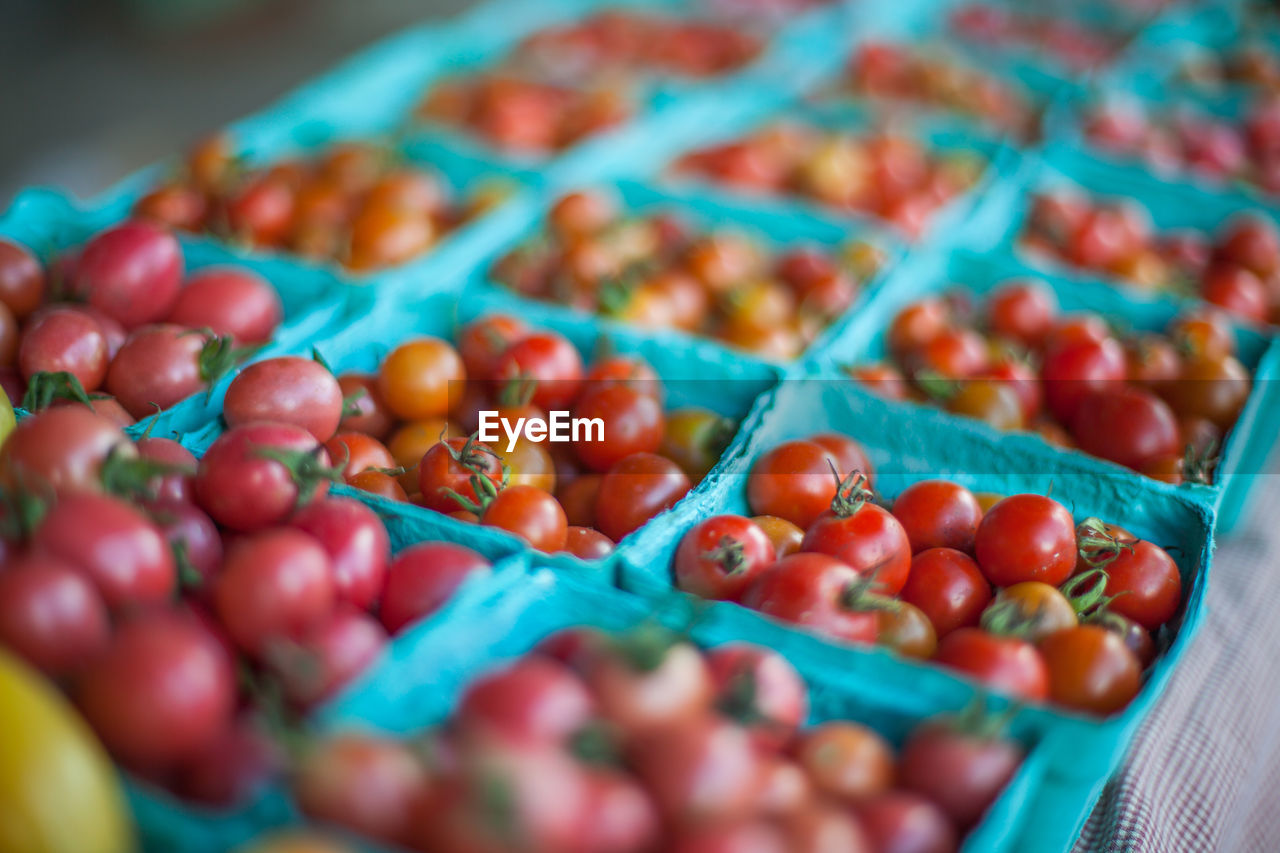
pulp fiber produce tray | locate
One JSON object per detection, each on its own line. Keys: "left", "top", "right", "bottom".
{"left": 177, "top": 287, "right": 782, "bottom": 575}
{"left": 409, "top": 175, "right": 907, "bottom": 371}
{"left": 121, "top": 481, "right": 533, "bottom": 853}
{"left": 807, "top": 246, "right": 1280, "bottom": 533}
{"left": 0, "top": 187, "right": 347, "bottom": 439}
{"left": 617, "top": 378, "right": 1216, "bottom": 853}
{"left": 315, "top": 566, "right": 1052, "bottom": 853}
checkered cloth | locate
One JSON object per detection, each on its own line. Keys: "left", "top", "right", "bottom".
{"left": 1074, "top": 471, "right": 1280, "bottom": 852}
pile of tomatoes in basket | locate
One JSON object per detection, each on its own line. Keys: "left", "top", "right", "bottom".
{"left": 1022, "top": 193, "right": 1280, "bottom": 325}
{"left": 841, "top": 42, "right": 1033, "bottom": 136}
{"left": 491, "top": 190, "right": 884, "bottom": 359}
{"left": 290, "top": 626, "right": 1024, "bottom": 853}
{"left": 224, "top": 314, "right": 734, "bottom": 557}
{"left": 672, "top": 431, "right": 1182, "bottom": 714}
{"left": 135, "top": 137, "right": 498, "bottom": 272}
{"left": 947, "top": 4, "right": 1122, "bottom": 73}
{"left": 850, "top": 279, "right": 1251, "bottom": 481}
{"left": 0, "top": 402, "right": 499, "bottom": 804}
{"left": 0, "top": 224, "right": 281, "bottom": 424}
{"left": 674, "top": 123, "right": 985, "bottom": 238}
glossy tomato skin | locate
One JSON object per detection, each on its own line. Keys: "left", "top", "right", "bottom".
{"left": 706, "top": 644, "right": 808, "bottom": 752}
{"left": 1101, "top": 540, "right": 1181, "bottom": 629}
{"left": 595, "top": 452, "right": 691, "bottom": 542}
{"left": 18, "top": 307, "right": 109, "bottom": 390}
{"left": 325, "top": 432, "right": 394, "bottom": 480}
{"left": 106, "top": 324, "right": 208, "bottom": 418}
{"left": 195, "top": 422, "right": 331, "bottom": 532}
{"left": 1041, "top": 337, "right": 1126, "bottom": 424}
{"left": 496, "top": 330, "right": 584, "bottom": 410}
{"left": 456, "top": 657, "right": 595, "bottom": 746}
{"left": 668, "top": 822, "right": 788, "bottom": 853}
{"left": 223, "top": 356, "right": 344, "bottom": 442}
{"left": 481, "top": 484, "right": 568, "bottom": 551}
{"left": 898, "top": 548, "right": 991, "bottom": 638}
{"left": 336, "top": 373, "right": 394, "bottom": 440}
{"left": 933, "top": 628, "right": 1049, "bottom": 701}
{"left": 379, "top": 543, "right": 491, "bottom": 635}
{"left": 75, "top": 221, "right": 184, "bottom": 328}
{"left": 898, "top": 722, "right": 1024, "bottom": 828}
{"left": 746, "top": 440, "right": 840, "bottom": 530}
{"left": 213, "top": 529, "right": 335, "bottom": 658}
{"left": 166, "top": 267, "right": 282, "bottom": 344}
{"left": 290, "top": 497, "right": 390, "bottom": 611}
{"left": 674, "top": 515, "right": 776, "bottom": 602}
{"left": 973, "top": 494, "right": 1077, "bottom": 586}
{"left": 1039, "top": 626, "right": 1141, "bottom": 714}
{"left": 33, "top": 493, "right": 176, "bottom": 611}
{"left": 0, "top": 238, "right": 46, "bottom": 317}
{"left": 801, "top": 503, "right": 911, "bottom": 595}
{"left": 377, "top": 336, "right": 465, "bottom": 421}
{"left": 416, "top": 436, "right": 505, "bottom": 514}
{"left": 0, "top": 554, "right": 111, "bottom": 677}
{"left": 742, "top": 554, "right": 879, "bottom": 644}
{"left": 1071, "top": 386, "right": 1180, "bottom": 471}
{"left": 571, "top": 384, "right": 664, "bottom": 473}
{"left": 0, "top": 406, "right": 133, "bottom": 494}
{"left": 891, "top": 480, "right": 984, "bottom": 553}
{"left": 148, "top": 498, "right": 223, "bottom": 594}
{"left": 77, "top": 612, "right": 236, "bottom": 774}
{"left": 561, "top": 525, "right": 614, "bottom": 560}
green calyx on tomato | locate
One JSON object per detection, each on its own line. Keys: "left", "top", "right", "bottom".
{"left": 194, "top": 328, "right": 261, "bottom": 386}
{"left": 253, "top": 444, "right": 344, "bottom": 507}
{"left": 20, "top": 371, "right": 97, "bottom": 412}
{"left": 1059, "top": 566, "right": 1124, "bottom": 618}
{"left": 837, "top": 572, "right": 901, "bottom": 615}
{"left": 441, "top": 434, "right": 510, "bottom": 515}
{"left": 827, "top": 466, "right": 877, "bottom": 518}
{"left": 98, "top": 445, "right": 195, "bottom": 502}
{"left": 1075, "top": 517, "right": 1134, "bottom": 569}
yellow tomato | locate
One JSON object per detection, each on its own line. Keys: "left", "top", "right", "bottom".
{"left": 0, "top": 650, "right": 134, "bottom": 853}
{"left": 0, "top": 386, "right": 14, "bottom": 448}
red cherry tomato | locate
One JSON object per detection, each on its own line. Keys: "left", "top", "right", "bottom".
{"left": 899, "top": 547, "right": 992, "bottom": 638}
{"left": 627, "top": 714, "right": 763, "bottom": 825}
{"left": 379, "top": 542, "right": 491, "bottom": 635}
{"left": 585, "top": 638, "right": 712, "bottom": 734}
{"left": 561, "top": 525, "right": 614, "bottom": 560}
{"left": 898, "top": 720, "right": 1024, "bottom": 828}
{"left": 674, "top": 515, "right": 777, "bottom": 602}
{"left": 77, "top": 612, "right": 236, "bottom": 773}
{"left": 1041, "top": 337, "right": 1126, "bottom": 424}
{"left": 1039, "top": 625, "right": 1141, "bottom": 714}
{"left": 1100, "top": 539, "right": 1182, "bottom": 629}
{"left": 270, "top": 607, "right": 387, "bottom": 708}
{"left": 496, "top": 330, "right": 584, "bottom": 410}
{"left": 933, "top": 628, "right": 1049, "bottom": 701}
{"left": 706, "top": 643, "right": 808, "bottom": 752}
{"left": 457, "top": 314, "right": 529, "bottom": 380}
{"left": 986, "top": 279, "right": 1056, "bottom": 345}
{"left": 795, "top": 721, "right": 894, "bottom": 800}
{"left": 481, "top": 484, "right": 568, "bottom": 551}
{"left": 417, "top": 436, "right": 506, "bottom": 514}
{"left": 290, "top": 497, "right": 390, "bottom": 611}
{"left": 1071, "top": 386, "right": 1180, "bottom": 471}
{"left": 18, "top": 307, "right": 109, "bottom": 390}
{"left": 973, "top": 494, "right": 1077, "bottom": 586}
{"left": 891, "top": 479, "right": 984, "bottom": 553}
{"left": 571, "top": 384, "right": 664, "bottom": 472}
{"left": 854, "top": 792, "right": 958, "bottom": 853}
{"left": 595, "top": 452, "right": 691, "bottom": 542}
{"left": 801, "top": 499, "right": 911, "bottom": 595}
{"left": 746, "top": 440, "right": 841, "bottom": 530}
{"left": 0, "top": 238, "right": 46, "bottom": 317}
{"left": 457, "top": 657, "right": 595, "bottom": 745}
{"left": 167, "top": 266, "right": 282, "bottom": 343}
{"left": 0, "top": 553, "right": 111, "bottom": 677}
{"left": 223, "top": 356, "right": 344, "bottom": 442}
{"left": 742, "top": 553, "right": 881, "bottom": 644}
{"left": 75, "top": 221, "right": 184, "bottom": 328}
{"left": 0, "top": 406, "right": 133, "bottom": 495}
{"left": 106, "top": 324, "right": 215, "bottom": 418}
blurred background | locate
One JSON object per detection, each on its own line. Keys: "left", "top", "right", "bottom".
{"left": 0, "top": 0, "right": 473, "bottom": 204}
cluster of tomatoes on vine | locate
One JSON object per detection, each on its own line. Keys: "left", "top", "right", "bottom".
{"left": 290, "top": 622, "right": 1024, "bottom": 853}
{"left": 947, "top": 4, "right": 1122, "bottom": 74}
{"left": 491, "top": 190, "right": 884, "bottom": 360}
{"left": 0, "top": 223, "right": 282, "bottom": 425}
{"left": 0, "top": 402, "right": 499, "bottom": 807}
{"left": 840, "top": 41, "right": 1032, "bottom": 137}
{"left": 511, "top": 10, "right": 764, "bottom": 80}
{"left": 1084, "top": 94, "right": 1280, "bottom": 197}
{"left": 674, "top": 122, "right": 985, "bottom": 238}
{"left": 222, "top": 313, "right": 735, "bottom": 557}
{"left": 849, "top": 279, "right": 1251, "bottom": 482}
{"left": 135, "top": 136, "right": 510, "bottom": 272}
{"left": 1023, "top": 194, "right": 1280, "bottom": 325}
{"left": 673, "top": 432, "right": 1183, "bottom": 714}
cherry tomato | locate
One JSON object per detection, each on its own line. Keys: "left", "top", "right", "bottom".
{"left": 898, "top": 720, "right": 1024, "bottom": 829}
{"left": 493, "top": 430, "right": 557, "bottom": 492}
{"left": 585, "top": 637, "right": 712, "bottom": 734}
{"left": 269, "top": 607, "right": 387, "bottom": 708}
{"left": 888, "top": 298, "right": 949, "bottom": 356}
{"left": 558, "top": 473, "right": 602, "bottom": 528}
{"left": 481, "top": 484, "right": 568, "bottom": 551}
{"left": 751, "top": 515, "right": 805, "bottom": 559}
{"left": 290, "top": 497, "right": 390, "bottom": 611}
{"left": 77, "top": 612, "right": 236, "bottom": 773}
{"left": 660, "top": 407, "right": 736, "bottom": 482}
{"left": 0, "top": 238, "right": 46, "bottom": 317}
{"left": 706, "top": 643, "right": 808, "bottom": 752}
{"left": 496, "top": 330, "right": 584, "bottom": 410}
{"left": 628, "top": 714, "right": 763, "bottom": 825}
{"left": 801, "top": 498, "right": 911, "bottom": 595}
{"left": 973, "top": 494, "right": 1077, "bottom": 586}
{"left": 1041, "top": 337, "right": 1126, "bottom": 424}
{"left": 669, "top": 822, "right": 787, "bottom": 853}
{"left": 795, "top": 722, "right": 894, "bottom": 800}
{"left": 168, "top": 267, "right": 282, "bottom": 343}
{"left": 986, "top": 279, "right": 1056, "bottom": 345}
{"left": 891, "top": 479, "right": 983, "bottom": 553}
{"left": 336, "top": 373, "right": 394, "bottom": 440}
{"left": 855, "top": 792, "right": 958, "bottom": 853}
{"left": 214, "top": 529, "right": 334, "bottom": 659}
{"left": 379, "top": 543, "right": 491, "bottom": 635}
{"left": 595, "top": 452, "right": 691, "bottom": 542}
{"left": 933, "top": 628, "right": 1049, "bottom": 701}
{"left": 571, "top": 384, "right": 664, "bottom": 472}
{"left": 148, "top": 498, "right": 223, "bottom": 594}
{"left": 1217, "top": 214, "right": 1280, "bottom": 277}
{"left": 582, "top": 768, "right": 661, "bottom": 853}
{"left": 75, "top": 222, "right": 183, "bottom": 328}
{"left": 0, "top": 554, "right": 111, "bottom": 677}
{"left": 0, "top": 406, "right": 133, "bottom": 494}
{"left": 377, "top": 337, "right": 464, "bottom": 420}
{"left": 1071, "top": 386, "right": 1180, "bottom": 471}
{"left": 1039, "top": 625, "right": 1141, "bottom": 714}
{"left": 224, "top": 356, "right": 344, "bottom": 442}
{"left": 742, "top": 553, "right": 881, "bottom": 644}
{"left": 18, "top": 307, "right": 109, "bottom": 391}
{"left": 560, "top": 525, "right": 614, "bottom": 560}
{"left": 195, "top": 422, "right": 334, "bottom": 531}
{"left": 1202, "top": 264, "right": 1268, "bottom": 322}
{"left": 675, "top": 515, "right": 776, "bottom": 602}
{"left": 899, "top": 547, "right": 991, "bottom": 638}
{"left": 295, "top": 735, "right": 430, "bottom": 848}
{"left": 982, "top": 581, "right": 1076, "bottom": 642}
{"left": 457, "top": 315, "right": 528, "bottom": 379}
{"left": 457, "top": 657, "right": 594, "bottom": 745}
{"left": 1100, "top": 540, "right": 1182, "bottom": 629}
{"left": 388, "top": 417, "right": 458, "bottom": 492}
{"left": 347, "top": 469, "right": 409, "bottom": 501}
{"left": 746, "top": 440, "right": 841, "bottom": 530}
{"left": 1160, "top": 353, "right": 1250, "bottom": 430}
{"left": 134, "top": 435, "right": 197, "bottom": 503}
{"left": 876, "top": 602, "right": 938, "bottom": 659}
{"left": 106, "top": 324, "right": 220, "bottom": 418}
{"left": 322, "top": 432, "right": 394, "bottom": 479}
